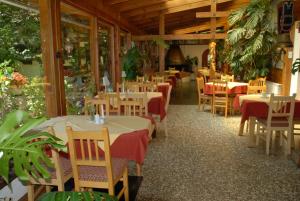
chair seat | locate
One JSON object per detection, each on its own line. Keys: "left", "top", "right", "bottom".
{"left": 257, "top": 117, "right": 290, "bottom": 128}
{"left": 78, "top": 158, "right": 127, "bottom": 182}
{"left": 49, "top": 157, "right": 72, "bottom": 179}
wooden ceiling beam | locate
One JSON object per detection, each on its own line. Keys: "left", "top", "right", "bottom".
{"left": 123, "top": 0, "right": 211, "bottom": 17}
{"left": 195, "top": 11, "right": 229, "bottom": 18}
{"left": 132, "top": 33, "right": 227, "bottom": 41}
{"left": 171, "top": 19, "right": 227, "bottom": 34}
{"left": 108, "top": 0, "right": 130, "bottom": 5}
{"left": 118, "top": 0, "right": 170, "bottom": 12}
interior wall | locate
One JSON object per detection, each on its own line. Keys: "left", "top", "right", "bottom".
{"left": 179, "top": 45, "right": 208, "bottom": 67}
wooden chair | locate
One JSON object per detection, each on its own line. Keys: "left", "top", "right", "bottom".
{"left": 221, "top": 74, "right": 234, "bottom": 82}
{"left": 256, "top": 94, "right": 296, "bottom": 155}
{"left": 212, "top": 80, "right": 229, "bottom": 117}
{"left": 247, "top": 77, "right": 267, "bottom": 94}
{"left": 139, "top": 82, "right": 157, "bottom": 92}
{"left": 196, "top": 77, "right": 212, "bottom": 112}
{"left": 67, "top": 127, "right": 129, "bottom": 200}
{"left": 136, "top": 76, "right": 145, "bottom": 83}
{"left": 152, "top": 76, "right": 164, "bottom": 84}
{"left": 124, "top": 81, "right": 139, "bottom": 92}
{"left": 118, "top": 92, "right": 148, "bottom": 116}
{"left": 27, "top": 127, "right": 73, "bottom": 201}
{"left": 84, "top": 96, "right": 110, "bottom": 116}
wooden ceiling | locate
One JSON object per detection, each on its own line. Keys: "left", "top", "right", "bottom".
{"left": 105, "top": 0, "right": 250, "bottom": 34}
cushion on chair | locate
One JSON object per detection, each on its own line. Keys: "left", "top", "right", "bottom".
{"left": 78, "top": 158, "right": 127, "bottom": 182}
{"left": 49, "top": 157, "right": 72, "bottom": 179}
{"left": 257, "top": 117, "right": 290, "bottom": 127}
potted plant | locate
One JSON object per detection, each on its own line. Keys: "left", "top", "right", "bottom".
{"left": 224, "top": 0, "right": 277, "bottom": 81}
{"left": 291, "top": 58, "right": 300, "bottom": 74}
{"left": 0, "top": 110, "right": 116, "bottom": 201}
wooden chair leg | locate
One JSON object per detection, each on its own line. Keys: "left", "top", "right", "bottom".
{"left": 45, "top": 185, "right": 51, "bottom": 193}
{"left": 266, "top": 130, "right": 271, "bottom": 155}
{"left": 136, "top": 163, "right": 142, "bottom": 176}
{"left": 27, "top": 185, "right": 35, "bottom": 201}
{"left": 163, "top": 117, "right": 168, "bottom": 137}
{"left": 287, "top": 130, "right": 292, "bottom": 155}
{"left": 123, "top": 168, "right": 129, "bottom": 201}
{"left": 57, "top": 182, "right": 64, "bottom": 191}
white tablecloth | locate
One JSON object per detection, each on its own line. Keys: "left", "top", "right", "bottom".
{"left": 36, "top": 115, "right": 153, "bottom": 146}
{"left": 239, "top": 94, "right": 270, "bottom": 106}
{"left": 206, "top": 82, "right": 248, "bottom": 90}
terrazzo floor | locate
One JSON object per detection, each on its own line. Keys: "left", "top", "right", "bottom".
{"left": 136, "top": 105, "right": 300, "bottom": 201}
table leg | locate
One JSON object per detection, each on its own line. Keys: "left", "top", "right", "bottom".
{"left": 248, "top": 116, "right": 256, "bottom": 147}
{"left": 238, "top": 121, "right": 245, "bottom": 136}
{"left": 136, "top": 163, "right": 142, "bottom": 176}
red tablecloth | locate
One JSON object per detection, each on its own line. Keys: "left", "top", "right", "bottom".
{"left": 61, "top": 129, "right": 149, "bottom": 165}
{"left": 167, "top": 75, "right": 176, "bottom": 88}
{"left": 148, "top": 96, "right": 166, "bottom": 120}
{"left": 204, "top": 83, "right": 248, "bottom": 95}
{"left": 240, "top": 100, "right": 300, "bottom": 124}
{"left": 157, "top": 85, "right": 169, "bottom": 100}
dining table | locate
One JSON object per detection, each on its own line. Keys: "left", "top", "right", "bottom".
{"left": 204, "top": 81, "right": 248, "bottom": 95}
{"left": 36, "top": 115, "right": 154, "bottom": 175}
{"left": 107, "top": 91, "right": 167, "bottom": 121}
{"left": 237, "top": 94, "right": 300, "bottom": 146}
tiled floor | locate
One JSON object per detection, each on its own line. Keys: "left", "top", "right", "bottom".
{"left": 136, "top": 105, "right": 300, "bottom": 200}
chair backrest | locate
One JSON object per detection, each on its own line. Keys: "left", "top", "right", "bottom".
{"left": 118, "top": 92, "right": 148, "bottom": 116}
{"left": 196, "top": 77, "right": 205, "bottom": 95}
{"left": 267, "top": 94, "right": 296, "bottom": 128}
{"left": 125, "top": 81, "right": 139, "bottom": 92}
{"left": 221, "top": 74, "right": 234, "bottom": 82}
{"left": 66, "top": 126, "right": 113, "bottom": 188}
{"left": 212, "top": 80, "right": 228, "bottom": 98}
{"left": 152, "top": 76, "right": 164, "bottom": 84}
{"left": 84, "top": 96, "right": 110, "bottom": 116}
{"left": 139, "top": 82, "right": 157, "bottom": 92}
{"left": 136, "top": 76, "right": 145, "bottom": 83}
{"left": 247, "top": 77, "right": 267, "bottom": 94}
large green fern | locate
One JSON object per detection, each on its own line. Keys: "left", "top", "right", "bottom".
{"left": 0, "top": 110, "right": 65, "bottom": 183}
{"left": 225, "top": 0, "right": 276, "bottom": 80}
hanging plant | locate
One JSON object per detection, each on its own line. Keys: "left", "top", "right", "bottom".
{"left": 291, "top": 58, "right": 300, "bottom": 75}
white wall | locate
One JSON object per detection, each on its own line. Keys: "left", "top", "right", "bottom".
{"left": 179, "top": 45, "right": 208, "bottom": 67}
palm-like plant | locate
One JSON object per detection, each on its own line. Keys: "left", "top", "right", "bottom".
{"left": 224, "top": 0, "right": 277, "bottom": 80}
{"left": 0, "top": 110, "right": 65, "bottom": 183}
{"left": 291, "top": 58, "right": 300, "bottom": 74}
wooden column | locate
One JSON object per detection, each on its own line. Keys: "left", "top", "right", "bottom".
{"left": 159, "top": 14, "right": 165, "bottom": 73}
{"left": 90, "top": 16, "right": 99, "bottom": 91}
{"left": 211, "top": 0, "right": 217, "bottom": 38}
{"left": 114, "top": 25, "right": 121, "bottom": 85}
{"left": 282, "top": 47, "right": 293, "bottom": 95}
{"left": 39, "top": 0, "right": 66, "bottom": 116}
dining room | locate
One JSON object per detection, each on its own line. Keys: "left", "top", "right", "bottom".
{"left": 1, "top": 0, "right": 300, "bottom": 201}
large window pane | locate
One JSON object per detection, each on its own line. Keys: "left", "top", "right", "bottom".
{"left": 61, "top": 4, "right": 93, "bottom": 115}
{"left": 0, "top": 0, "right": 45, "bottom": 122}
{"left": 98, "top": 24, "right": 113, "bottom": 89}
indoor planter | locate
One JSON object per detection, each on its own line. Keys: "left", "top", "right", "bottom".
{"left": 122, "top": 46, "right": 142, "bottom": 80}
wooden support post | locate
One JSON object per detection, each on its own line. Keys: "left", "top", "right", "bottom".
{"left": 39, "top": 0, "right": 66, "bottom": 116}
{"left": 211, "top": 0, "right": 217, "bottom": 38}
{"left": 159, "top": 14, "right": 165, "bottom": 73}
{"left": 114, "top": 25, "right": 120, "bottom": 85}
{"left": 90, "top": 16, "right": 99, "bottom": 91}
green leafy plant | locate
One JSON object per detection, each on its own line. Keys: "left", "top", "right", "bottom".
{"left": 291, "top": 58, "right": 300, "bottom": 75}
{"left": 224, "top": 0, "right": 276, "bottom": 80}
{"left": 38, "top": 192, "right": 117, "bottom": 201}
{"left": 122, "top": 46, "right": 142, "bottom": 80}
{"left": 0, "top": 110, "right": 65, "bottom": 183}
